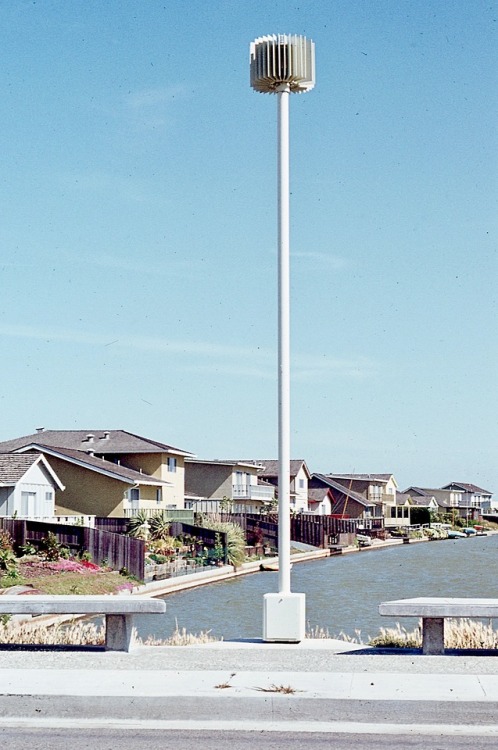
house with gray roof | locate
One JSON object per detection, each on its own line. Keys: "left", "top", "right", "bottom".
{"left": 440, "top": 482, "right": 494, "bottom": 513}
{"left": 184, "top": 459, "right": 275, "bottom": 513}
{"left": 310, "top": 474, "right": 384, "bottom": 528}
{"left": 0, "top": 453, "right": 64, "bottom": 518}
{"left": 403, "top": 485, "right": 481, "bottom": 521}
{"left": 0, "top": 428, "right": 195, "bottom": 517}
{"left": 244, "top": 460, "right": 311, "bottom": 512}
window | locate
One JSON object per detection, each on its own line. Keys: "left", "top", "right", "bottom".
{"left": 168, "top": 457, "right": 177, "bottom": 473}
{"left": 129, "top": 488, "right": 139, "bottom": 508}
{"left": 370, "top": 485, "right": 382, "bottom": 501}
{"left": 299, "top": 479, "right": 305, "bottom": 489}
{"left": 156, "top": 488, "right": 162, "bottom": 504}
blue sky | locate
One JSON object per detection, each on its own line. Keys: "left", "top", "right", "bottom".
{"left": 0, "top": 1, "right": 496, "bottom": 492}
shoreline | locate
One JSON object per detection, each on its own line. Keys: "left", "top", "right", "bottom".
{"left": 136, "top": 531, "right": 495, "bottom": 601}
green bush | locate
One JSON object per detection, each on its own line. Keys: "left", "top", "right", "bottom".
{"left": 200, "top": 518, "right": 246, "bottom": 568}
{"left": 40, "top": 532, "right": 64, "bottom": 561}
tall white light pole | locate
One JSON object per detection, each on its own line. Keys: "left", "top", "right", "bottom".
{"left": 250, "top": 34, "right": 315, "bottom": 642}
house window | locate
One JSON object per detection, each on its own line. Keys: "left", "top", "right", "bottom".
{"left": 129, "top": 488, "right": 140, "bottom": 508}
{"left": 299, "top": 479, "right": 305, "bottom": 489}
{"left": 156, "top": 488, "right": 162, "bottom": 504}
{"left": 390, "top": 507, "right": 396, "bottom": 518}
{"left": 370, "top": 486, "right": 382, "bottom": 501}
{"left": 168, "top": 457, "right": 177, "bottom": 473}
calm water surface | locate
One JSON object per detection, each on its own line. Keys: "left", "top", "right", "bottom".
{"left": 134, "top": 535, "right": 498, "bottom": 641}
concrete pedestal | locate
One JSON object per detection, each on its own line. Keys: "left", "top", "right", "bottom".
{"left": 263, "top": 592, "right": 305, "bottom": 642}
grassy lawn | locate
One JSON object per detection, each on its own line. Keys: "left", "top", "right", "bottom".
{"left": 0, "top": 558, "right": 136, "bottom": 595}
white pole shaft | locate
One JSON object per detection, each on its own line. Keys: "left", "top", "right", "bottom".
{"left": 277, "top": 85, "right": 291, "bottom": 595}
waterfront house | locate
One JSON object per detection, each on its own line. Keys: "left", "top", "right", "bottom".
{"left": 440, "top": 482, "right": 494, "bottom": 513}
{"left": 326, "top": 473, "right": 398, "bottom": 519}
{"left": 0, "top": 429, "right": 194, "bottom": 517}
{"left": 402, "top": 485, "right": 481, "bottom": 521}
{"left": 184, "top": 459, "right": 275, "bottom": 513}
{"left": 310, "top": 474, "right": 384, "bottom": 528}
{"left": 244, "top": 459, "right": 311, "bottom": 513}
{"left": 0, "top": 453, "right": 64, "bottom": 518}
{"left": 307, "top": 486, "right": 334, "bottom": 516}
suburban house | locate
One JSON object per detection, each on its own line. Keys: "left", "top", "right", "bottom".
{"left": 307, "top": 486, "right": 334, "bottom": 516}
{"left": 0, "top": 429, "right": 195, "bottom": 517}
{"left": 184, "top": 459, "right": 275, "bottom": 513}
{"left": 245, "top": 460, "right": 311, "bottom": 513}
{"left": 391, "top": 491, "right": 439, "bottom": 528}
{"left": 0, "top": 453, "right": 64, "bottom": 518}
{"left": 310, "top": 474, "right": 384, "bottom": 528}
{"left": 440, "top": 482, "right": 494, "bottom": 513}
{"left": 403, "top": 486, "right": 481, "bottom": 521}
{"left": 327, "top": 473, "right": 398, "bottom": 518}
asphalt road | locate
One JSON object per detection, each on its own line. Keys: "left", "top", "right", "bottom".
{"left": 2, "top": 728, "right": 498, "bottom": 750}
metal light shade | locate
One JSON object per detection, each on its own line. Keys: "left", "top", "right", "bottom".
{"left": 250, "top": 34, "right": 315, "bottom": 94}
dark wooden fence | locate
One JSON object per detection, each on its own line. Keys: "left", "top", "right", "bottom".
{"left": 0, "top": 519, "right": 145, "bottom": 580}
{"left": 204, "top": 513, "right": 362, "bottom": 549}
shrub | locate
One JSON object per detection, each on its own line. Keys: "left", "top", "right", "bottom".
{"left": 40, "top": 532, "right": 64, "bottom": 561}
{"left": 0, "top": 530, "right": 13, "bottom": 553}
{"left": 200, "top": 517, "right": 246, "bottom": 568}
{"left": 127, "top": 511, "right": 150, "bottom": 539}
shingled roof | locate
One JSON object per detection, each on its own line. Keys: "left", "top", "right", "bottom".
{"left": 312, "top": 473, "right": 374, "bottom": 508}
{"left": 0, "top": 453, "right": 64, "bottom": 489}
{"left": 243, "top": 460, "right": 310, "bottom": 480}
{"left": 15, "top": 444, "right": 168, "bottom": 486}
{"left": 0, "top": 429, "right": 193, "bottom": 457}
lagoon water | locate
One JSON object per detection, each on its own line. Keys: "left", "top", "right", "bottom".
{"left": 134, "top": 534, "right": 498, "bottom": 642}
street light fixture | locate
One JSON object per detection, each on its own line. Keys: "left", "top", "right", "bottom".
{"left": 250, "top": 34, "right": 315, "bottom": 642}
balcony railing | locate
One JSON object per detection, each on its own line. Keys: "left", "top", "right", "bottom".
{"left": 13, "top": 515, "right": 96, "bottom": 528}
{"left": 232, "top": 485, "right": 275, "bottom": 501}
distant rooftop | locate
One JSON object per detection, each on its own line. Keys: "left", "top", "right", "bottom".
{"left": 0, "top": 429, "right": 194, "bottom": 457}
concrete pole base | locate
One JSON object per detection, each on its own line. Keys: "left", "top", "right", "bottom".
{"left": 263, "top": 592, "right": 305, "bottom": 642}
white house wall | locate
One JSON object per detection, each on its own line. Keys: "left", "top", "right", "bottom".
{"left": 292, "top": 466, "right": 309, "bottom": 512}
{"left": 11, "top": 461, "right": 57, "bottom": 517}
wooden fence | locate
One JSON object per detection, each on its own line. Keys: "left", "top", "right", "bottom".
{"left": 206, "top": 513, "right": 362, "bottom": 549}
{"left": 0, "top": 518, "right": 145, "bottom": 580}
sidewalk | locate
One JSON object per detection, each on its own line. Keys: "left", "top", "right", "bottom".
{"left": 1, "top": 639, "right": 498, "bottom": 730}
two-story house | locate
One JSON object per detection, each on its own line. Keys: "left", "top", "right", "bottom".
{"left": 184, "top": 459, "right": 275, "bottom": 513}
{"left": 324, "top": 473, "right": 398, "bottom": 523}
{"left": 246, "top": 460, "right": 311, "bottom": 513}
{"left": 310, "top": 474, "right": 384, "bottom": 527}
{"left": 440, "top": 482, "right": 493, "bottom": 514}
{"left": 0, "top": 429, "right": 194, "bottom": 517}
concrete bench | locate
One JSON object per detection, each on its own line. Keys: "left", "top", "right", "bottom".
{"left": 0, "top": 595, "right": 166, "bottom": 652}
{"left": 379, "top": 597, "right": 498, "bottom": 654}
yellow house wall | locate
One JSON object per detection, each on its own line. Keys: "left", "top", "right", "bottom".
{"left": 47, "top": 457, "right": 128, "bottom": 517}
{"left": 118, "top": 452, "right": 186, "bottom": 509}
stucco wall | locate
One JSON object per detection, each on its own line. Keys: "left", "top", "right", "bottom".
{"left": 185, "top": 463, "right": 232, "bottom": 500}
{"left": 47, "top": 457, "right": 127, "bottom": 517}
{"left": 118, "top": 452, "right": 185, "bottom": 508}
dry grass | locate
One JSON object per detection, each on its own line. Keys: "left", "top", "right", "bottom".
{"left": 0, "top": 617, "right": 219, "bottom": 647}
{"left": 215, "top": 673, "right": 236, "bottom": 689}
{"left": 306, "top": 624, "right": 365, "bottom": 643}
{"left": 369, "top": 618, "right": 498, "bottom": 649}
{"left": 256, "top": 684, "right": 300, "bottom": 694}
{"left": 0, "top": 619, "right": 106, "bottom": 646}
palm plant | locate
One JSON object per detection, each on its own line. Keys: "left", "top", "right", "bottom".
{"left": 148, "top": 511, "right": 172, "bottom": 541}
{"left": 201, "top": 517, "right": 246, "bottom": 568}
{"left": 127, "top": 510, "right": 150, "bottom": 540}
